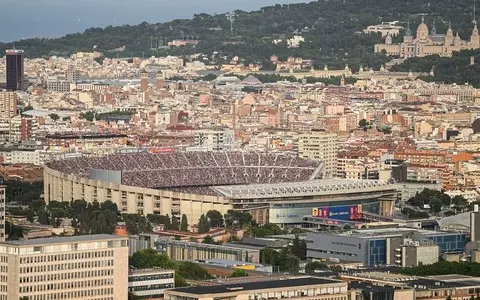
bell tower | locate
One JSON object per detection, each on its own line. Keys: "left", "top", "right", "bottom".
{"left": 471, "top": 22, "right": 480, "bottom": 47}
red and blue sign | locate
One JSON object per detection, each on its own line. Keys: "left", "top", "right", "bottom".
{"left": 312, "top": 205, "right": 363, "bottom": 220}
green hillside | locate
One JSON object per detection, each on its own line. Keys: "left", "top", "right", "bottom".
{"left": 0, "top": 0, "right": 477, "bottom": 70}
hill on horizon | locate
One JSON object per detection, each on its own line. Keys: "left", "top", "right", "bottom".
{"left": 0, "top": 0, "right": 478, "bottom": 70}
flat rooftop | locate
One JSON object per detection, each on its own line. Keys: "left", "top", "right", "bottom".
{"left": 3, "top": 234, "right": 125, "bottom": 246}
{"left": 311, "top": 227, "right": 459, "bottom": 239}
{"left": 170, "top": 277, "right": 341, "bottom": 295}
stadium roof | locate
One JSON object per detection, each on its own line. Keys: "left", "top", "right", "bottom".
{"left": 211, "top": 179, "right": 395, "bottom": 199}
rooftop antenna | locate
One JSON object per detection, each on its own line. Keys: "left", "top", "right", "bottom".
{"left": 475, "top": 0, "right": 477, "bottom": 23}
{"left": 226, "top": 12, "right": 235, "bottom": 36}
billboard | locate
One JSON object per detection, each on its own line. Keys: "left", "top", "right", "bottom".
{"left": 312, "top": 205, "right": 363, "bottom": 221}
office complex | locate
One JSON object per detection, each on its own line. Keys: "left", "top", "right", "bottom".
{"left": 0, "top": 92, "right": 18, "bottom": 118}
{"left": 165, "top": 277, "right": 349, "bottom": 300}
{"left": 0, "top": 234, "right": 128, "bottom": 300}
{"left": 156, "top": 239, "right": 261, "bottom": 263}
{"left": 128, "top": 269, "right": 175, "bottom": 299}
{"left": 306, "top": 228, "right": 465, "bottom": 266}
{"left": 5, "top": 49, "right": 24, "bottom": 91}
{"left": 298, "top": 131, "right": 338, "bottom": 178}
{"left": 44, "top": 152, "right": 397, "bottom": 227}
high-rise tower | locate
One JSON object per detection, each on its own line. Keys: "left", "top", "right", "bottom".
{"left": 5, "top": 49, "right": 24, "bottom": 91}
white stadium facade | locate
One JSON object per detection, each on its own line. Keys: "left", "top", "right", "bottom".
{"left": 44, "top": 152, "right": 397, "bottom": 227}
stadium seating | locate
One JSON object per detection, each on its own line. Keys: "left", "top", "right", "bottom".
{"left": 47, "top": 152, "right": 322, "bottom": 191}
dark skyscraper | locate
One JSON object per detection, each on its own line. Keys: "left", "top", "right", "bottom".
{"left": 6, "top": 49, "right": 24, "bottom": 91}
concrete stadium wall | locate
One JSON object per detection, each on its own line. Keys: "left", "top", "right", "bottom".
{"left": 43, "top": 167, "right": 232, "bottom": 228}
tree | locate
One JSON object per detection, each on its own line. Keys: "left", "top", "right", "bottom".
{"left": 206, "top": 210, "right": 224, "bottom": 227}
{"left": 452, "top": 195, "right": 468, "bottom": 213}
{"left": 202, "top": 235, "right": 217, "bottom": 244}
{"left": 180, "top": 214, "right": 189, "bottom": 231}
{"left": 224, "top": 210, "right": 253, "bottom": 228}
{"left": 197, "top": 214, "right": 211, "bottom": 234}
{"left": 231, "top": 269, "right": 249, "bottom": 277}
{"left": 305, "top": 261, "right": 329, "bottom": 274}
{"left": 430, "top": 198, "right": 443, "bottom": 214}
{"left": 291, "top": 235, "right": 307, "bottom": 260}
{"left": 251, "top": 223, "right": 286, "bottom": 237}
{"left": 49, "top": 113, "right": 60, "bottom": 121}
{"left": 170, "top": 216, "right": 180, "bottom": 231}
{"left": 129, "top": 249, "right": 174, "bottom": 269}
{"left": 359, "top": 118, "right": 369, "bottom": 128}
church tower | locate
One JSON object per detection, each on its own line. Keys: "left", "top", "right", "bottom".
{"left": 404, "top": 20, "right": 413, "bottom": 43}
{"left": 445, "top": 22, "right": 454, "bottom": 45}
{"left": 431, "top": 19, "right": 437, "bottom": 35}
{"left": 471, "top": 21, "right": 480, "bottom": 48}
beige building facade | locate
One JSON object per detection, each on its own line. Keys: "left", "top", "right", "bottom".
{"left": 375, "top": 17, "right": 480, "bottom": 58}
{"left": 43, "top": 165, "right": 232, "bottom": 228}
{"left": 0, "top": 234, "right": 128, "bottom": 300}
{"left": 298, "top": 131, "right": 338, "bottom": 178}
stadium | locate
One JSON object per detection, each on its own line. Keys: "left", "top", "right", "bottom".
{"left": 44, "top": 152, "right": 397, "bottom": 227}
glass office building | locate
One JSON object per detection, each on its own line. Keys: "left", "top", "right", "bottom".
{"left": 307, "top": 228, "right": 466, "bottom": 266}
{"left": 6, "top": 49, "right": 24, "bottom": 91}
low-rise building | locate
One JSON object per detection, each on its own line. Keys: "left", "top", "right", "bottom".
{"left": 165, "top": 277, "right": 349, "bottom": 300}
{"left": 156, "top": 239, "right": 261, "bottom": 263}
{"left": 306, "top": 228, "right": 465, "bottom": 266}
{"left": 128, "top": 269, "right": 175, "bottom": 299}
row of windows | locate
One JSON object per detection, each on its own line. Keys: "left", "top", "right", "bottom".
{"left": 20, "top": 287, "right": 114, "bottom": 300}
{"left": 20, "top": 278, "right": 113, "bottom": 292}
{"left": 20, "top": 250, "right": 114, "bottom": 264}
{"left": 21, "top": 259, "right": 113, "bottom": 274}
{"left": 20, "top": 269, "right": 113, "bottom": 283}
{"left": 309, "top": 249, "right": 358, "bottom": 257}
{"left": 128, "top": 273, "right": 174, "bottom": 282}
{"left": 129, "top": 283, "right": 174, "bottom": 292}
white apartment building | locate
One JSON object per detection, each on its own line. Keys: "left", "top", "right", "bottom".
{"left": 298, "top": 131, "right": 338, "bottom": 178}
{"left": 0, "top": 234, "right": 128, "bottom": 300}
{"left": 128, "top": 269, "right": 175, "bottom": 299}
{"left": 0, "top": 116, "right": 38, "bottom": 144}
{"left": 0, "top": 149, "right": 43, "bottom": 165}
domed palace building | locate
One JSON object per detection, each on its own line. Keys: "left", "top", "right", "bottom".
{"left": 374, "top": 17, "right": 480, "bottom": 58}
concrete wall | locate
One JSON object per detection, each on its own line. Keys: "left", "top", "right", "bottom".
{"left": 306, "top": 232, "right": 368, "bottom": 264}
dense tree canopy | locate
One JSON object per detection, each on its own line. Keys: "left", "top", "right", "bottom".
{"left": 2, "top": 0, "right": 478, "bottom": 71}
{"left": 402, "top": 261, "right": 480, "bottom": 277}
{"left": 392, "top": 50, "right": 480, "bottom": 87}
{"left": 129, "top": 249, "right": 213, "bottom": 286}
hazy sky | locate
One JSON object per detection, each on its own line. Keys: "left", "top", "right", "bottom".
{"left": 1, "top": 0, "right": 307, "bottom": 42}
